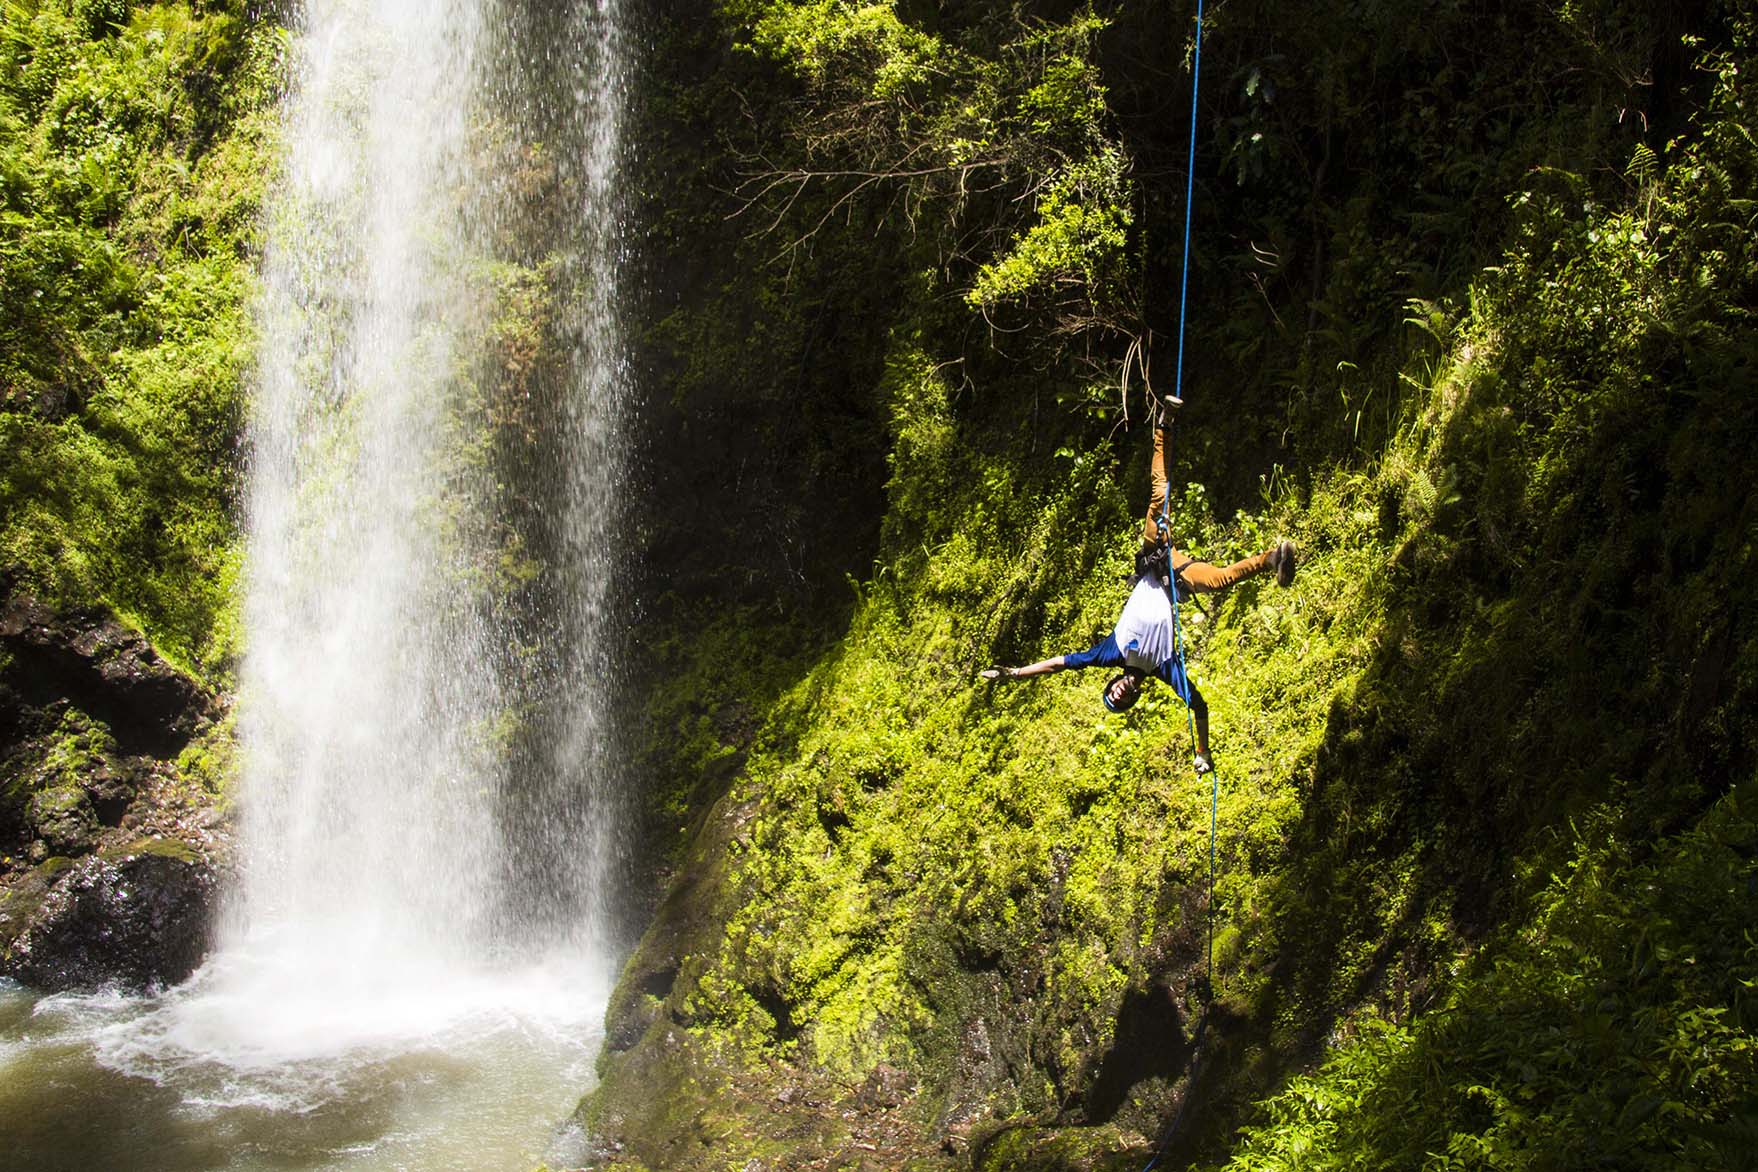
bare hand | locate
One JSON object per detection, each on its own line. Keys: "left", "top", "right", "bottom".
{"left": 980, "top": 666, "right": 1013, "bottom": 681}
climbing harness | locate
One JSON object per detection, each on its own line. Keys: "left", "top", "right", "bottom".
{"left": 1128, "top": 543, "right": 1190, "bottom": 601}
{"left": 1140, "top": 3, "right": 1216, "bottom": 1168}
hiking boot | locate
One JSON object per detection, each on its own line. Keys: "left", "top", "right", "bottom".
{"left": 1153, "top": 394, "right": 1183, "bottom": 431}
{"left": 1272, "top": 540, "right": 1297, "bottom": 587}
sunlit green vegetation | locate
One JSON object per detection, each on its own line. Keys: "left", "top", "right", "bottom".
{"left": 6, "top": 0, "right": 1754, "bottom": 1164}
{"left": 591, "top": 1, "right": 1758, "bottom": 1166}
{"left": 0, "top": 0, "right": 281, "bottom": 681}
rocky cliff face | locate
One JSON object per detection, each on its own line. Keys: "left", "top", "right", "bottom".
{"left": 579, "top": 2, "right": 1758, "bottom": 1167}
{"left": 0, "top": 594, "right": 230, "bottom": 991}
{"left": 0, "top": 0, "right": 274, "bottom": 990}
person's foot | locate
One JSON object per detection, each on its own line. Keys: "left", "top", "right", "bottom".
{"left": 1154, "top": 394, "right": 1183, "bottom": 430}
{"left": 1271, "top": 540, "right": 1297, "bottom": 587}
{"left": 1193, "top": 750, "right": 1213, "bottom": 775}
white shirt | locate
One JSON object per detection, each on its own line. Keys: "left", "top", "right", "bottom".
{"left": 1113, "top": 575, "right": 1177, "bottom": 673}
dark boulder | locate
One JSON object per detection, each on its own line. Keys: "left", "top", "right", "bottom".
{"left": 0, "top": 839, "right": 217, "bottom": 992}
{"left": 0, "top": 595, "right": 211, "bottom": 758}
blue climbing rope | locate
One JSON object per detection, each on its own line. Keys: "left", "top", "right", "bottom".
{"left": 1144, "top": 428, "right": 1220, "bottom": 1172}
{"left": 1158, "top": 425, "right": 1215, "bottom": 999}
{"left": 1171, "top": 0, "right": 1206, "bottom": 409}
{"left": 1143, "top": 468, "right": 1223, "bottom": 1168}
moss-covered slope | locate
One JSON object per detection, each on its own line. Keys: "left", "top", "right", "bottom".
{"left": 586, "top": 1, "right": 1758, "bottom": 1167}
{"left": 1, "top": 0, "right": 278, "bottom": 679}
{"left": 0, "top": 0, "right": 278, "bottom": 984}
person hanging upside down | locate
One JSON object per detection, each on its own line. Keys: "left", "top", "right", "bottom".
{"left": 980, "top": 399, "right": 1296, "bottom": 774}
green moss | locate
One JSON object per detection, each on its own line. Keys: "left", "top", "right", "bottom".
{"left": 38, "top": 709, "right": 118, "bottom": 781}
{"left": 174, "top": 709, "right": 235, "bottom": 797}
{"left": 596, "top": 4, "right": 1758, "bottom": 1163}
{"left": 0, "top": 0, "right": 282, "bottom": 686}
{"left": 976, "top": 1124, "right": 1150, "bottom": 1172}
{"left": 101, "top": 835, "right": 198, "bottom": 864}
{"left": 26, "top": 783, "right": 96, "bottom": 852}
{"left": 33, "top": 854, "right": 77, "bottom": 881}
{"left": 2, "top": 708, "right": 116, "bottom": 826}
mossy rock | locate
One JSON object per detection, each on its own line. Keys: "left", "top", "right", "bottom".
{"left": 581, "top": 1024, "right": 858, "bottom": 1169}
{"left": 0, "top": 838, "right": 216, "bottom": 991}
{"left": 26, "top": 784, "right": 98, "bottom": 855}
{"left": 101, "top": 835, "right": 199, "bottom": 865}
{"left": 173, "top": 709, "right": 237, "bottom": 797}
{"left": 0, "top": 857, "right": 71, "bottom": 961}
{"left": 974, "top": 1124, "right": 1152, "bottom": 1172}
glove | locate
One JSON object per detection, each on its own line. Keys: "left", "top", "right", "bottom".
{"left": 1193, "top": 750, "right": 1214, "bottom": 776}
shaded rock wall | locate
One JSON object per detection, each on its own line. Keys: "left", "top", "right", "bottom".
{"left": 0, "top": 593, "right": 229, "bottom": 991}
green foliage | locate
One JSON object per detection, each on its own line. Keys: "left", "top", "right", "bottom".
{"left": 968, "top": 146, "right": 1132, "bottom": 313}
{"left": 0, "top": 0, "right": 280, "bottom": 681}
{"left": 740, "top": 0, "right": 940, "bottom": 96}
{"left": 1202, "top": 19, "right": 1758, "bottom": 1160}
{"left": 598, "top": 4, "right": 1758, "bottom": 1167}
{"left": 724, "top": 1, "right": 1137, "bottom": 338}
{"left": 1223, "top": 788, "right": 1758, "bottom": 1171}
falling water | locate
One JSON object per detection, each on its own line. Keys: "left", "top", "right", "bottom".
{"left": 236, "top": 0, "right": 630, "bottom": 992}
{"left": 238, "top": 0, "right": 509, "bottom": 987}
{"left": 0, "top": 2, "right": 631, "bottom": 1168}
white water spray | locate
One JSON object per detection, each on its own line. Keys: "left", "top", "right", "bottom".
{"left": 231, "top": 0, "right": 629, "bottom": 1030}
{"left": 0, "top": 3, "right": 631, "bottom": 1167}
{"left": 236, "top": 0, "right": 504, "bottom": 978}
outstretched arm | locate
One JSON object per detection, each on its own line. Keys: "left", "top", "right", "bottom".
{"left": 980, "top": 655, "right": 1067, "bottom": 681}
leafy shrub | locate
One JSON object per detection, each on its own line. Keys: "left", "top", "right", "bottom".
{"left": 0, "top": 1, "right": 280, "bottom": 681}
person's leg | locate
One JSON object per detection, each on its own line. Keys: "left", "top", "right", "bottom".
{"left": 1142, "top": 424, "right": 1172, "bottom": 545}
{"left": 1175, "top": 548, "right": 1277, "bottom": 593}
{"left": 1141, "top": 410, "right": 1297, "bottom": 590}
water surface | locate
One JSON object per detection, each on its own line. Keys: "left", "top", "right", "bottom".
{"left": 0, "top": 950, "right": 602, "bottom": 1172}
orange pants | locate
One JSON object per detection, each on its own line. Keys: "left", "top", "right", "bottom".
{"left": 1142, "top": 427, "right": 1276, "bottom": 594}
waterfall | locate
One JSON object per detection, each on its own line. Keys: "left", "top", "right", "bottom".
{"left": 232, "top": 0, "right": 626, "bottom": 1035}
{"left": 0, "top": 4, "right": 634, "bottom": 1166}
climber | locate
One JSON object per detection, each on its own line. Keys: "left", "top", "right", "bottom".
{"left": 980, "top": 399, "right": 1296, "bottom": 774}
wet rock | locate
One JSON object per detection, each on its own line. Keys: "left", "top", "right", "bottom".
{"left": 80, "top": 753, "right": 146, "bottom": 825}
{"left": 0, "top": 595, "right": 210, "bottom": 758}
{"left": 0, "top": 595, "right": 225, "bottom": 992}
{"left": 853, "top": 1063, "right": 914, "bottom": 1111}
{"left": 3, "top": 705, "right": 143, "bottom": 853}
{"left": 604, "top": 979, "right": 666, "bottom": 1053}
{"left": 972, "top": 1122, "right": 1152, "bottom": 1172}
{"left": 26, "top": 785, "right": 99, "bottom": 855}
{"left": 0, "top": 839, "right": 217, "bottom": 992}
